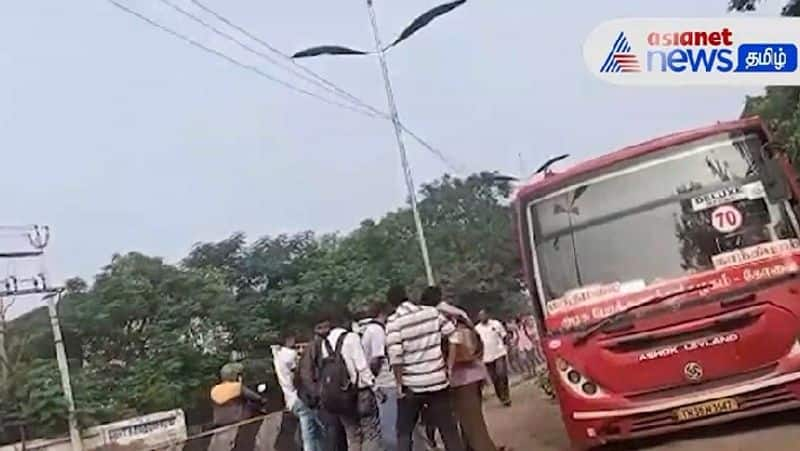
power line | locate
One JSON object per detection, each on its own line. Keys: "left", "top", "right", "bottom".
{"left": 399, "top": 125, "right": 464, "bottom": 174}
{"left": 156, "top": 0, "right": 379, "bottom": 118}
{"left": 186, "top": 0, "right": 466, "bottom": 174}
{"left": 188, "top": 0, "right": 370, "bottom": 112}
{"left": 108, "top": 0, "right": 381, "bottom": 118}
{"left": 109, "top": 0, "right": 466, "bottom": 174}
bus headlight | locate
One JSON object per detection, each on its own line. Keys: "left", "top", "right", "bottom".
{"left": 581, "top": 382, "right": 598, "bottom": 395}
{"left": 567, "top": 370, "right": 582, "bottom": 384}
{"left": 555, "top": 358, "right": 607, "bottom": 399}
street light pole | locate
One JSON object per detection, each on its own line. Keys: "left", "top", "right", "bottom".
{"left": 365, "top": 0, "right": 435, "bottom": 286}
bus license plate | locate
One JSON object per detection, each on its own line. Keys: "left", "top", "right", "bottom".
{"left": 675, "top": 398, "right": 739, "bottom": 422}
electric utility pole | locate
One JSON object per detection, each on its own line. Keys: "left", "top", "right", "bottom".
{"left": 0, "top": 296, "right": 7, "bottom": 386}
{"left": 0, "top": 225, "right": 83, "bottom": 450}
{"left": 45, "top": 290, "right": 82, "bottom": 451}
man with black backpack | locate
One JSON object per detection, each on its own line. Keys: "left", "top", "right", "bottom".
{"left": 296, "top": 324, "right": 347, "bottom": 451}
{"left": 314, "top": 309, "right": 385, "bottom": 451}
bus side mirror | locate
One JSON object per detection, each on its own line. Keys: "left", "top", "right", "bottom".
{"left": 763, "top": 157, "right": 790, "bottom": 203}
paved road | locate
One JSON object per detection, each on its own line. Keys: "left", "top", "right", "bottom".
{"left": 483, "top": 380, "right": 800, "bottom": 451}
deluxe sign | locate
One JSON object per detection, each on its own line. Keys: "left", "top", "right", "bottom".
{"left": 691, "top": 186, "right": 744, "bottom": 211}
{"left": 690, "top": 181, "right": 764, "bottom": 212}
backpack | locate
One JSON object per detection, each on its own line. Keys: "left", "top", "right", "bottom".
{"left": 295, "top": 339, "right": 322, "bottom": 408}
{"left": 452, "top": 324, "right": 483, "bottom": 364}
{"left": 318, "top": 332, "right": 358, "bottom": 415}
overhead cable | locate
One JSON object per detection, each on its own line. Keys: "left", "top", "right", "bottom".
{"left": 108, "top": 0, "right": 382, "bottom": 118}
{"left": 110, "top": 0, "right": 465, "bottom": 173}
{"left": 187, "top": 0, "right": 465, "bottom": 173}
{"left": 157, "top": 0, "right": 379, "bottom": 118}
{"left": 188, "top": 0, "right": 376, "bottom": 113}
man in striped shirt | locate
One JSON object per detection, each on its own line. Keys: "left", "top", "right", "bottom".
{"left": 385, "top": 286, "right": 465, "bottom": 451}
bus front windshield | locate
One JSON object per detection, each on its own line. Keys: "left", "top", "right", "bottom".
{"left": 529, "top": 132, "right": 799, "bottom": 313}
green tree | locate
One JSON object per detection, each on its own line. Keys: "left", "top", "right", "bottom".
{"left": 729, "top": 0, "right": 800, "bottom": 15}
{"left": 730, "top": 1, "right": 800, "bottom": 161}
{"left": 3, "top": 253, "right": 238, "bottom": 438}
{"left": 1, "top": 170, "right": 529, "bottom": 443}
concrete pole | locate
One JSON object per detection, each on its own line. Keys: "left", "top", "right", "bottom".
{"left": 46, "top": 292, "right": 83, "bottom": 451}
{"left": 0, "top": 296, "right": 7, "bottom": 388}
{"left": 365, "top": 0, "right": 435, "bottom": 286}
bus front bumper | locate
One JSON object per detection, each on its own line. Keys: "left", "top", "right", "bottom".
{"left": 570, "top": 371, "right": 800, "bottom": 444}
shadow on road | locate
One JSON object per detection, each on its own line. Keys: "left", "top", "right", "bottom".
{"left": 597, "top": 408, "right": 800, "bottom": 450}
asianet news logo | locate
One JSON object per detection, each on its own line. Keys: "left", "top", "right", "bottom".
{"left": 644, "top": 28, "right": 736, "bottom": 72}
{"left": 599, "top": 28, "right": 797, "bottom": 74}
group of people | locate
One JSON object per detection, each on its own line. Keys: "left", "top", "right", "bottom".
{"left": 503, "top": 315, "right": 544, "bottom": 380}
{"left": 262, "top": 285, "right": 529, "bottom": 451}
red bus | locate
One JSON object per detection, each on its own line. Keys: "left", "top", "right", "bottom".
{"left": 513, "top": 117, "right": 800, "bottom": 449}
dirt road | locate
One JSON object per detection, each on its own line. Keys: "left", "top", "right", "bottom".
{"left": 483, "top": 380, "right": 800, "bottom": 451}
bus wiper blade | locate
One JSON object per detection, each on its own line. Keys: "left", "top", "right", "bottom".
{"left": 573, "top": 284, "right": 712, "bottom": 346}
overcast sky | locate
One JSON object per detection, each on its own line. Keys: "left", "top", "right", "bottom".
{"left": 0, "top": 0, "right": 784, "bottom": 318}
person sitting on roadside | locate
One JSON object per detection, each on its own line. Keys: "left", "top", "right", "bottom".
{"left": 210, "top": 362, "right": 267, "bottom": 427}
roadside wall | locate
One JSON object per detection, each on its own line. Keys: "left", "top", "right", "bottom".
{"left": 0, "top": 410, "right": 186, "bottom": 451}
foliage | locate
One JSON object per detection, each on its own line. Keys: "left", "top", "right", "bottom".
{"left": 743, "top": 87, "right": 800, "bottom": 159}
{"left": 728, "top": 0, "right": 800, "bottom": 15}
{"left": 10, "top": 360, "right": 68, "bottom": 437}
{"left": 17, "top": 3, "right": 800, "bottom": 443}
{"left": 730, "top": 2, "right": 800, "bottom": 162}
{"left": 0, "top": 171, "right": 528, "bottom": 443}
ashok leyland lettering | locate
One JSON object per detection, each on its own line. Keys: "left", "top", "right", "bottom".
{"left": 512, "top": 117, "right": 800, "bottom": 449}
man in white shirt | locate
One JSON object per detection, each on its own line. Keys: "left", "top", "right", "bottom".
{"left": 316, "top": 315, "right": 384, "bottom": 451}
{"left": 474, "top": 309, "right": 512, "bottom": 407}
{"left": 272, "top": 331, "right": 324, "bottom": 451}
{"left": 359, "top": 301, "right": 397, "bottom": 451}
